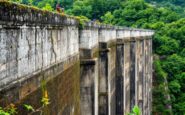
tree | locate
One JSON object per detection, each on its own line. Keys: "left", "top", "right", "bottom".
{"left": 42, "top": 3, "right": 53, "bottom": 11}
{"left": 101, "top": 11, "right": 114, "bottom": 24}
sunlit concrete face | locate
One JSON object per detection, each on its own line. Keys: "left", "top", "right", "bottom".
{"left": 115, "top": 28, "right": 153, "bottom": 115}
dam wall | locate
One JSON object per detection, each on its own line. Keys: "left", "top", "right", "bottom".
{"left": 0, "top": 1, "right": 154, "bottom": 115}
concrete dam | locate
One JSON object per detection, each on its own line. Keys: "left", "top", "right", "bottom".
{"left": 0, "top": 1, "right": 154, "bottom": 115}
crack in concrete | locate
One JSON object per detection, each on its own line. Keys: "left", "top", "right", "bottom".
{"left": 50, "top": 32, "right": 57, "bottom": 62}
{"left": 41, "top": 30, "right": 44, "bottom": 72}
{"left": 25, "top": 30, "right": 31, "bottom": 60}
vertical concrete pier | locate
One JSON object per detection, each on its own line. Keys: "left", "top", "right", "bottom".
{"left": 130, "top": 40, "right": 136, "bottom": 111}
{"left": 98, "top": 26, "right": 117, "bottom": 115}
{"left": 136, "top": 38, "right": 145, "bottom": 115}
{"left": 116, "top": 28, "right": 131, "bottom": 115}
{"left": 99, "top": 42, "right": 109, "bottom": 115}
{"left": 115, "top": 42, "right": 124, "bottom": 115}
{"left": 116, "top": 29, "right": 132, "bottom": 115}
{"left": 79, "top": 22, "right": 99, "bottom": 115}
{"left": 115, "top": 28, "right": 154, "bottom": 115}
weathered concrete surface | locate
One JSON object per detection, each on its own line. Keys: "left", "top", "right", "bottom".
{"left": 0, "top": 26, "right": 79, "bottom": 89}
{"left": 79, "top": 23, "right": 99, "bottom": 115}
{"left": 98, "top": 26, "right": 117, "bottom": 115}
{"left": 144, "top": 38, "right": 153, "bottom": 115}
{"left": 0, "top": 55, "right": 80, "bottom": 115}
{"left": 0, "top": 1, "right": 80, "bottom": 115}
{"left": 115, "top": 30, "right": 154, "bottom": 115}
{"left": 99, "top": 42, "right": 109, "bottom": 115}
{"left": 130, "top": 41, "right": 136, "bottom": 111}
{"left": 80, "top": 59, "right": 98, "bottom": 115}
{"left": 136, "top": 39, "right": 145, "bottom": 115}
{"left": 124, "top": 42, "right": 131, "bottom": 114}
{"left": 79, "top": 22, "right": 99, "bottom": 50}
{"left": 115, "top": 43, "right": 124, "bottom": 115}
{"left": 98, "top": 41, "right": 116, "bottom": 115}
{"left": 0, "top": 1, "right": 154, "bottom": 115}
{"left": 108, "top": 44, "right": 116, "bottom": 115}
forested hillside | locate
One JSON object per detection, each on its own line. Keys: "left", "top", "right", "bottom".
{"left": 8, "top": 0, "right": 185, "bottom": 114}
{"left": 146, "top": 0, "right": 185, "bottom": 7}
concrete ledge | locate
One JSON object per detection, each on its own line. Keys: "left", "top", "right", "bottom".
{"left": 99, "top": 40, "right": 116, "bottom": 49}
{"left": 80, "top": 45, "right": 99, "bottom": 59}
{"left": 80, "top": 58, "right": 97, "bottom": 65}
{"left": 99, "top": 48, "right": 110, "bottom": 52}
{"left": 116, "top": 36, "right": 152, "bottom": 44}
{"left": 82, "top": 21, "right": 100, "bottom": 28}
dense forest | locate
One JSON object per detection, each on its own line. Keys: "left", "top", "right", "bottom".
{"left": 8, "top": 0, "right": 185, "bottom": 114}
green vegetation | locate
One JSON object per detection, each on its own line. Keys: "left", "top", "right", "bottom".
{"left": 128, "top": 105, "right": 141, "bottom": 115}
{"left": 23, "top": 104, "right": 35, "bottom": 112}
{"left": 0, "top": 104, "right": 17, "bottom": 115}
{"left": 6, "top": 0, "right": 185, "bottom": 114}
{"left": 0, "top": 80, "right": 50, "bottom": 115}
{"left": 146, "top": 0, "right": 185, "bottom": 7}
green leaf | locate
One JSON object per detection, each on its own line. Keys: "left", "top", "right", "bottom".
{"left": 133, "top": 106, "right": 141, "bottom": 115}
{"left": 23, "top": 104, "right": 35, "bottom": 112}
